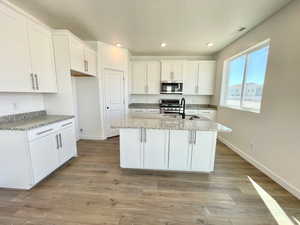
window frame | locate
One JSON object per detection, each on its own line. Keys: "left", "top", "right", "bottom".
{"left": 220, "top": 39, "right": 270, "bottom": 113}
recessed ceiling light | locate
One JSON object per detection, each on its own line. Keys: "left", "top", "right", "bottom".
{"left": 116, "top": 43, "right": 122, "bottom": 47}
{"left": 207, "top": 42, "right": 214, "bottom": 47}
{"left": 161, "top": 43, "right": 167, "bottom": 47}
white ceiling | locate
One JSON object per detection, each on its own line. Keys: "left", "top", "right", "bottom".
{"left": 8, "top": 0, "right": 292, "bottom": 56}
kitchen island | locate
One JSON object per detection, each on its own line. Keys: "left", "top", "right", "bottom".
{"left": 112, "top": 116, "right": 231, "bottom": 173}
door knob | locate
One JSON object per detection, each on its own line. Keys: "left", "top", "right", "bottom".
{"left": 106, "top": 106, "right": 110, "bottom": 110}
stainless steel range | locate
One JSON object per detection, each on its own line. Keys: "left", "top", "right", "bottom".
{"left": 159, "top": 99, "right": 182, "bottom": 114}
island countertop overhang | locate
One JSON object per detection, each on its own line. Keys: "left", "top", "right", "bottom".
{"left": 112, "top": 117, "right": 232, "bottom": 133}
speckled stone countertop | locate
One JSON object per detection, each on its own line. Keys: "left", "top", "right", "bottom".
{"left": 129, "top": 103, "right": 217, "bottom": 110}
{"left": 0, "top": 111, "right": 74, "bottom": 131}
{"left": 112, "top": 117, "right": 231, "bottom": 133}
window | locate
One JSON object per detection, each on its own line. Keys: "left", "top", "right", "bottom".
{"left": 221, "top": 40, "right": 270, "bottom": 113}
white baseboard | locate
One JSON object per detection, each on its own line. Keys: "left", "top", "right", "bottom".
{"left": 218, "top": 136, "right": 300, "bottom": 200}
{"left": 79, "top": 135, "right": 107, "bottom": 140}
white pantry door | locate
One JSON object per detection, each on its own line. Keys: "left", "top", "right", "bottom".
{"left": 104, "top": 69, "right": 125, "bottom": 137}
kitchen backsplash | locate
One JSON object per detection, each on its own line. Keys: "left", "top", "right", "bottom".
{"left": 130, "top": 94, "right": 211, "bottom": 104}
{"left": 0, "top": 93, "right": 44, "bottom": 117}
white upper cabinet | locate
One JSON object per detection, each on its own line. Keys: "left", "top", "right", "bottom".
{"left": 131, "top": 61, "right": 147, "bottom": 94}
{"left": 184, "top": 62, "right": 199, "bottom": 95}
{"left": 27, "top": 21, "right": 57, "bottom": 93}
{"left": 131, "top": 61, "right": 160, "bottom": 94}
{"left": 70, "top": 36, "right": 97, "bottom": 76}
{"left": 198, "top": 61, "right": 216, "bottom": 95}
{"left": 161, "top": 61, "right": 184, "bottom": 82}
{"left": 0, "top": 3, "right": 33, "bottom": 92}
{"left": 184, "top": 61, "right": 216, "bottom": 95}
{"left": 84, "top": 47, "right": 97, "bottom": 76}
{"left": 147, "top": 61, "right": 160, "bottom": 94}
{"left": 70, "top": 37, "right": 85, "bottom": 73}
{"left": 0, "top": 2, "right": 57, "bottom": 93}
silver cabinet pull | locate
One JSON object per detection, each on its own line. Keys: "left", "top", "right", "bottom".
{"left": 59, "top": 133, "right": 62, "bottom": 148}
{"left": 193, "top": 131, "right": 197, "bottom": 144}
{"left": 56, "top": 134, "right": 59, "bottom": 149}
{"left": 140, "top": 128, "right": 143, "bottom": 143}
{"left": 37, "top": 128, "right": 53, "bottom": 136}
{"left": 62, "top": 122, "right": 73, "bottom": 127}
{"left": 34, "top": 74, "right": 39, "bottom": 90}
{"left": 86, "top": 61, "right": 89, "bottom": 72}
{"left": 30, "top": 73, "right": 35, "bottom": 90}
{"left": 144, "top": 129, "right": 146, "bottom": 143}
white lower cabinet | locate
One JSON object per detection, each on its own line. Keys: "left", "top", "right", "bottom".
{"left": 59, "top": 123, "right": 77, "bottom": 165}
{"left": 120, "top": 128, "right": 217, "bottom": 172}
{"left": 143, "top": 129, "right": 168, "bottom": 170}
{"left": 168, "top": 130, "right": 191, "bottom": 170}
{"left": 0, "top": 119, "right": 77, "bottom": 189}
{"left": 29, "top": 133, "right": 59, "bottom": 184}
{"left": 120, "top": 128, "right": 143, "bottom": 169}
{"left": 190, "top": 131, "right": 217, "bottom": 172}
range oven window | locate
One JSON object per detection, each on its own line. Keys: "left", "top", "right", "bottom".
{"left": 160, "top": 83, "right": 183, "bottom": 94}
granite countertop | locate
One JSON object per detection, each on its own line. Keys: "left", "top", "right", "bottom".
{"left": 129, "top": 103, "right": 217, "bottom": 110}
{"left": 0, "top": 113, "right": 74, "bottom": 131}
{"left": 112, "top": 117, "right": 231, "bottom": 133}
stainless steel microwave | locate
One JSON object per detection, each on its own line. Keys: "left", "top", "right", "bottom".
{"left": 160, "top": 82, "right": 183, "bottom": 94}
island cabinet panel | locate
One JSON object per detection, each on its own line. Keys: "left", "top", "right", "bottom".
{"left": 120, "top": 128, "right": 143, "bottom": 169}
{"left": 191, "top": 131, "right": 217, "bottom": 172}
{"left": 168, "top": 130, "right": 192, "bottom": 171}
{"left": 143, "top": 129, "right": 168, "bottom": 170}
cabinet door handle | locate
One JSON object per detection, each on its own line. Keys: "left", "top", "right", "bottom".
{"left": 86, "top": 61, "right": 89, "bottom": 72}
{"left": 140, "top": 128, "right": 143, "bottom": 143}
{"left": 188, "top": 131, "right": 193, "bottom": 144}
{"left": 144, "top": 129, "right": 146, "bottom": 143}
{"left": 59, "top": 133, "right": 62, "bottom": 148}
{"left": 34, "top": 74, "right": 39, "bottom": 90}
{"left": 56, "top": 134, "right": 59, "bottom": 149}
{"left": 193, "top": 131, "right": 197, "bottom": 144}
{"left": 30, "top": 73, "right": 35, "bottom": 90}
{"left": 37, "top": 128, "right": 53, "bottom": 136}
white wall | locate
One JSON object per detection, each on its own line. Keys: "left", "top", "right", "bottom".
{"left": 0, "top": 93, "right": 44, "bottom": 116}
{"left": 75, "top": 41, "right": 130, "bottom": 140}
{"left": 213, "top": 0, "right": 300, "bottom": 198}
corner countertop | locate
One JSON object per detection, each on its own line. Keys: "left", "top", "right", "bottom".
{"left": 0, "top": 115, "right": 74, "bottom": 131}
{"left": 112, "top": 116, "right": 231, "bottom": 133}
{"left": 128, "top": 103, "right": 217, "bottom": 110}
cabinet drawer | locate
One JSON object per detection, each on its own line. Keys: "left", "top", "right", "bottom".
{"left": 28, "top": 124, "right": 57, "bottom": 141}
{"left": 27, "top": 119, "right": 74, "bottom": 141}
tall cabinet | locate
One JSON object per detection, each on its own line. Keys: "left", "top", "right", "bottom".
{"left": 0, "top": 2, "right": 57, "bottom": 93}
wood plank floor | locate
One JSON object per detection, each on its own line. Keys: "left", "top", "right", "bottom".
{"left": 0, "top": 138, "right": 299, "bottom": 225}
